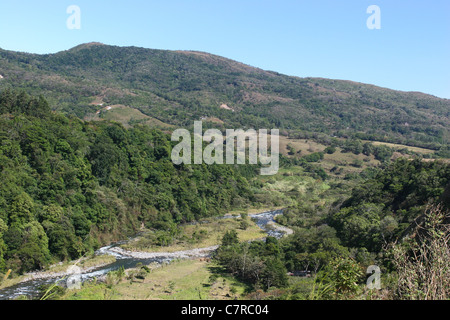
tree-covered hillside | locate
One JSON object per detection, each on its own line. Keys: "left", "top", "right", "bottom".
{"left": 0, "top": 43, "right": 448, "bottom": 150}
{"left": 0, "top": 90, "right": 257, "bottom": 274}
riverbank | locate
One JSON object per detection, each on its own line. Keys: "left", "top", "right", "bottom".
{"left": 108, "top": 245, "right": 219, "bottom": 260}
{"left": 120, "top": 213, "right": 267, "bottom": 254}
{"left": 22, "top": 255, "right": 117, "bottom": 282}
{"left": 61, "top": 259, "right": 248, "bottom": 300}
{"left": 0, "top": 208, "right": 291, "bottom": 299}
{"left": 0, "top": 254, "right": 116, "bottom": 290}
{"left": 119, "top": 208, "right": 293, "bottom": 255}
{"left": 98, "top": 210, "right": 294, "bottom": 262}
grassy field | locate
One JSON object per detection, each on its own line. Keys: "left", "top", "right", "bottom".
{"left": 85, "top": 104, "right": 173, "bottom": 128}
{"left": 279, "top": 136, "right": 326, "bottom": 157}
{"left": 115, "top": 260, "right": 248, "bottom": 300}
{"left": 61, "top": 259, "right": 249, "bottom": 300}
{"left": 278, "top": 136, "right": 381, "bottom": 176}
{"left": 322, "top": 148, "right": 379, "bottom": 174}
{"left": 362, "top": 140, "right": 436, "bottom": 154}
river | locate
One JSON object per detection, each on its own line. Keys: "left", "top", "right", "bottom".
{"left": 0, "top": 209, "right": 288, "bottom": 300}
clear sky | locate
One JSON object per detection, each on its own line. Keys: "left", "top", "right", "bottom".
{"left": 0, "top": 0, "right": 449, "bottom": 98}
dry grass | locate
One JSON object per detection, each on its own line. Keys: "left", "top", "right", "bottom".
{"left": 388, "top": 204, "right": 450, "bottom": 300}
{"left": 278, "top": 136, "right": 326, "bottom": 157}
{"left": 278, "top": 136, "right": 380, "bottom": 175}
{"left": 363, "top": 140, "right": 436, "bottom": 154}
{"left": 85, "top": 105, "right": 173, "bottom": 128}
{"left": 204, "top": 117, "right": 224, "bottom": 124}
{"left": 112, "top": 259, "right": 245, "bottom": 300}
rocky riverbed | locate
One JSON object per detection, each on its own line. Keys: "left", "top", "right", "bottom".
{"left": 107, "top": 245, "right": 219, "bottom": 260}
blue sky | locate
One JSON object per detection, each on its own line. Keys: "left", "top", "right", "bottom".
{"left": 0, "top": 0, "right": 449, "bottom": 98}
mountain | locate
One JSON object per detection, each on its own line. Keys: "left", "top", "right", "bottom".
{"left": 0, "top": 42, "right": 448, "bottom": 149}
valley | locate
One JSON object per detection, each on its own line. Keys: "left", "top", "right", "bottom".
{"left": 0, "top": 43, "right": 449, "bottom": 301}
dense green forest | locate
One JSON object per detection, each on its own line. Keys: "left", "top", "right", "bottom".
{"left": 0, "top": 89, "right": 257, "bottom": 274}
{"left": 213, "top": 158, "right": 450, "bottom": 298}
{"left": 0, "top": 43, "right": 449, "bottom": 150}
{"left": 285, "top": 158, "right": 449, "bottom": 264}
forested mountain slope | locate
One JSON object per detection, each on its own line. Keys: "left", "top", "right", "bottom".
{"left": 0, "top": 43, "right": 448, "bottom": 149}
{"left": 0, "top": 91, "right": 256, "bottom": 273}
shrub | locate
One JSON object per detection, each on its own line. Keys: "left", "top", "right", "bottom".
{"left": 388, "top": 205, "right": 450, "bottom": 300}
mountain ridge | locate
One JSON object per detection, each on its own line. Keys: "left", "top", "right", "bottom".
{"left": 2, "top": 42, "right": 446, "bottom": 100}
{"left": 0, "top": 43, "right": 448, "bottom": 149}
